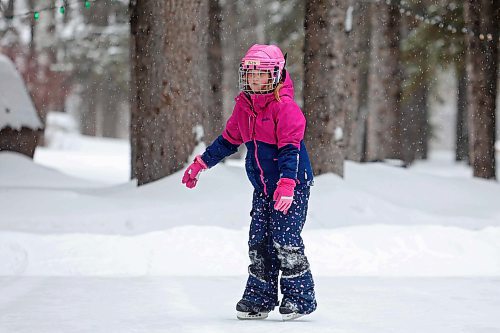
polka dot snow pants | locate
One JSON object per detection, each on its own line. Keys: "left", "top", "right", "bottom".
{"left": 241, "top": 185, "right": 317, "bottom": 314}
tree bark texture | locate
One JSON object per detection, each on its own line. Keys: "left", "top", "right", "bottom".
{"left": 455, "top": 64, "right": 469, "bottom": 162}
{"left": 345, "top": 0, "right": 368, "bottom": 162}
{"left": 464, "top": 0, "right": 498, "bottom": 179}
{"left": 80, "top": 84, "right": 97, "bottom": 136}
{"left": 401, "top": 80, "right": 429, "bottom": 165}
{"left": 304, "top": 0, "right": 351, "bottom": 177}
{"left": 130, "top": 0, "right": 208, "bottom": 185}
{"left": 366, "top": 1, "right": 403, "bottom": 161}
{"left": 204, "top": 0, "right": 224, "bottom": 145}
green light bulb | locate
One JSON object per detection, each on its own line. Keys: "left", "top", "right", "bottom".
{"left": 85, "top": 1, "right": 91, "bottom": 8}
{"left": 34, "top": 11, "right": 40, "bottom": 20}
{"left": 59, "top": 6, "right": 65, "bottom": 14}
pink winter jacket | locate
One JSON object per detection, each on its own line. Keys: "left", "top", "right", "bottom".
{"left": 201, "top": 71, "right": 314, "bottom": 195}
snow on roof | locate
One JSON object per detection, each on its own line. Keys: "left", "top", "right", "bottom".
{"left": 0, "top": 54, "right": 43, "bottom": 131}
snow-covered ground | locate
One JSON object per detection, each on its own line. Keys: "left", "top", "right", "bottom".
{"left": 1, "top": 134, "right": 500, "bottom": 332}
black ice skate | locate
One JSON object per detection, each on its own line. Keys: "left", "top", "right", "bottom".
{"left": 279, "top": 301, "right": 304, "bottom": 321}
{"left": 236, "top": 299, "right": 270, "bottom": 320}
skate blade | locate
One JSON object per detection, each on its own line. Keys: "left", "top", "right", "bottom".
{"left": 282, "top": 312, "right": 304, "bottom": 321}
{"left": 236, "top": 311, "right": 269, "bottom": 320}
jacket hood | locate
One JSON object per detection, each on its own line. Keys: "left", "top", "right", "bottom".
{"left": 278, "top": 70, "right": 295, "bottom": 100}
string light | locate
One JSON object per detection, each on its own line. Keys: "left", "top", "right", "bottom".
{"left": 0, "top": 0, "right": 95, "bottom": 21}
{"left": 2, "top": 0, "right": 497, "bottom": 42}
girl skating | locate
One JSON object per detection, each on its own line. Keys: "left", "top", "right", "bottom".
{"left": 182, "top": 44, "right": 317, "bottom": 321}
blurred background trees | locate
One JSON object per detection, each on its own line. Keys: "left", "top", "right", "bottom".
{"left": 0, "top": 0, "right": 498, "bottom": 184}
{"left": 0, "top": 0, "right": 130, "bottom": 140}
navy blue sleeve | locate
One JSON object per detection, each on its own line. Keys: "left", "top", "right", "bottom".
{"left": 201, "top": 135, "right": 240, "bottom": 168}
{"left": 277, "top": 143, "right": 299, "bottom": 179}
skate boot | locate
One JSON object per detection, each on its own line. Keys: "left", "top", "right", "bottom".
{"left": 236, "top": 299, "right": 270, "bottom": 320}
{"left": 279, "top": 301, "right": 304, "bottom": 321}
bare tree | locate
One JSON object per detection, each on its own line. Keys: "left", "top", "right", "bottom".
{"left": 304, "top": 0, "right": 353, "bottom": 177}
{"left": 464, "top": 0, "right": 498, "bottom": 179}
{"left": 130, "top": 0, "right": 208, "bottom": 185}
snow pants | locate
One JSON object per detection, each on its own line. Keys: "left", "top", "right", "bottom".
{"left": 242, "top": 185, "right": 317, "bottom": 314}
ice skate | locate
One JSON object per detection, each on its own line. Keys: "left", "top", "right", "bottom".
{"left": 279, "top": 301, "right": 304, "bottom": 321}
{"left": 236, "top": 299, "right": 270, "bottom": 320}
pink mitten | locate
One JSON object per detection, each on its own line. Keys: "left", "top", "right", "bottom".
{"left": 273, "top": 178, "right": 296, "bottom": 214}
{"left": 182, "top": 155, "right": 208, "bottom": 189}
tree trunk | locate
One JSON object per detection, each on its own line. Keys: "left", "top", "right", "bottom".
{"left": 130, "top": 0, "right": 208, "bottom": 185}
{"left": 400, "top": 10, "right": 430, "bottom": 165}
{"left": 304, "top": 0, "right": 350, "bottom": 177}
{"left": 221, "top": 0, "right": 264, "bottom": 120}
{"left": 401, "top": 80, "right": 429, "bottom": 165}
{"left": 83, "top": 0, "right": 110, "bottom": 25}
{"left": 366, "top": 1, "right": 403, "bottom": 161}
{"left": 62, "top": 0, "right": 71, "bottom": 23}
{"left": 219, "top": 0, "right": 262, "bottom": 160}
{"left": 220, "top": 0, "right": 239, "bottom": 120}
{"left": 100, "top": 77, "right": 123, "bottom": 138}
{"left": 79, "top": 0, "right": 111, "bottom": 137}
{"left": 455, "top": 64, "right": 468, "bottom": 162}
{"left": 345, "top": 0, "right": 369, "bottom": 162}
{"left": 204, "top": 0, "right": 224, "bottom": 145}
{"left": 414, "top": 83, "right": 429, "bottom": 161}
{"left": 464, "top": 0, "right": 498, "bottom": 179}
{"left": 5, "top": 0, "right": 14, "bottom": 19}
{"left": 81, "top": 84, "right": 97, "bottom": 136}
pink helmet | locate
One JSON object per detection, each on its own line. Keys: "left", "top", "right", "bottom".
{"left": 239, "top": 44, "right": 286, "bottom": 94}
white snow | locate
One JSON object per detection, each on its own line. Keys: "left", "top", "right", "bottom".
{"left": 345, "top": 6, "right": 353, "bottom": 33}
{"left": 0, "top": 54, "right": 42, "bottom": 131}
{"left": 1, "top": 133, "right": 500, "bottom": 332}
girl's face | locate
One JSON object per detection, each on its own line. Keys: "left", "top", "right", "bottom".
{"left": 247, "top": 70, "right": 272, "bottom": 93}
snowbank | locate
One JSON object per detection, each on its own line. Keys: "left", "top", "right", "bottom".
{"left": 1, "top": 148, "right": 500, "bottom": 277}
{"left": 1, "top": 225, "right": 500, "bottom": 276}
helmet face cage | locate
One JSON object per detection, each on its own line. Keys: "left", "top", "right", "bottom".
{"left": 238, "top": 59, "right": 284, "bottom": 94}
